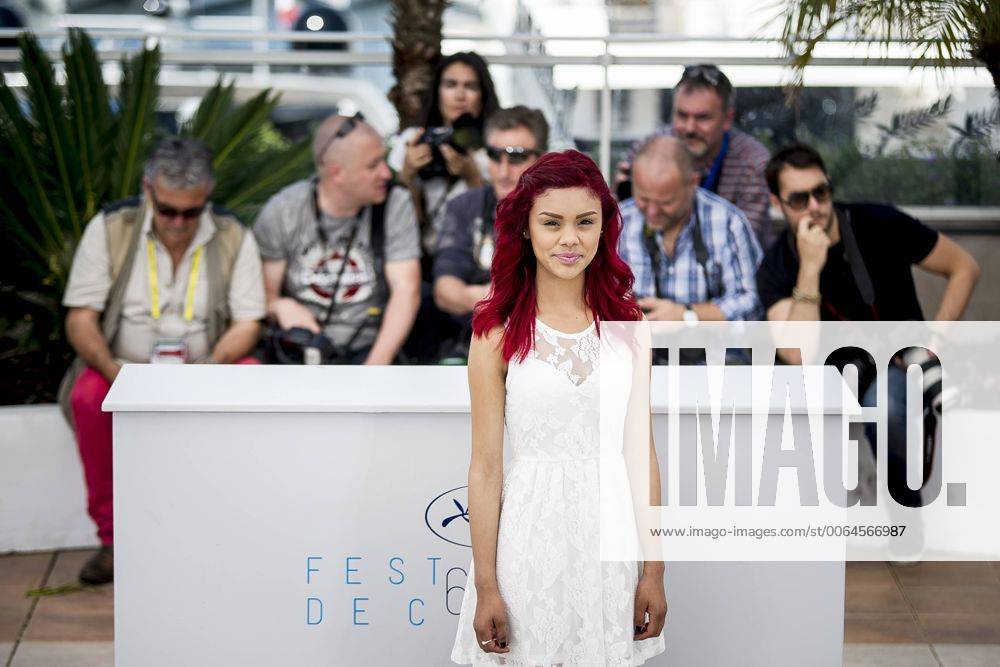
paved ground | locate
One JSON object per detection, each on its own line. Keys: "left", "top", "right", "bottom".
{"left": 2, "top": 551, "right": 999, "bottom": 665}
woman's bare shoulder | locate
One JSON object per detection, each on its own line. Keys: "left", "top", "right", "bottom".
{"left": 468, "top": 326, "right": 507, "bottom": 377}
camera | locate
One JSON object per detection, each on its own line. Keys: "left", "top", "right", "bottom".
{"left": 265, "top": 326, "right": 336, "bottom": 365}
{"left": 418, "top": 113, "right": 483, "bottom": 180}
{"left": 900, "top": 347, "right": 956, "bottom": 414}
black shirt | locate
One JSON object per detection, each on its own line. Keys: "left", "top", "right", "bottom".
{"left": 757, "top": 203, "right": 939, "bottom": 321}
{"left": 432, "top": 184, "right": 497, "bottom": 286}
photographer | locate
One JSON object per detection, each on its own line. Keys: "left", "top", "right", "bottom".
{"left": 434, "top": 106, "right": 548, "bottom": 318}
{"left": 254, "top": 114, "right": 421, "bottom": 365}
{"left": 388, "top": 51, "right": 500, "bottom": 260}
{"left": 758, "top": 142, "right": 980, "bottom": 518}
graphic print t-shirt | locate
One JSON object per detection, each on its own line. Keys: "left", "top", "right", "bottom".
{"left": 253, "top": 179, "right": 419, "bottom": 351}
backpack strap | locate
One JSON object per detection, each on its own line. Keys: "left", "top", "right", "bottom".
{"left": 370, "top": 199, "right": 388, "bottom": 313}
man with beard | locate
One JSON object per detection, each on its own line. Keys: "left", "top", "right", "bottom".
{"left": 615, "top": 64, "right": 773, "bottom": 249}
{"left": 618, "top": 136, "right": 763, "bottom": 325}
{"left": 254, "top": 114, "right": 421, "bottom": 364}
{"left": 758, "top": 141, "right": 979, "bottom": 542}
{"left": 759, "top": 141, "right": 979, "bottom": 337}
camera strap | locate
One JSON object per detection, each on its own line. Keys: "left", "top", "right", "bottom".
{"left": 837, "top": 206, "right": 877, "bottom": 312}
{"left": 319, "top": 201, "right": 388, "bottom": 358}
{"left": 642, "top": 201, "right": 714, "bottom": 300}
{"left": 312, "top": 179, "right": 365, "bottom": 329}
{"left": 785, "top": 205, "right": 878, "bottom": 320}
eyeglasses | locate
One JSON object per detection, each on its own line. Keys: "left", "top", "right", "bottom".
{"left": 147, "top": 184, "right": 206, "bottom": 220}
{"left": 781, "top": 182, "right": 833, "bottom": 211}
{"left": 316, "top": 111, "right": 365, "bottom": 163}
{"left": 485, "top": 145, "right": 540, "bottom": 165}
{"left": 681, "top": 64, "right": 723, "bottom": 88}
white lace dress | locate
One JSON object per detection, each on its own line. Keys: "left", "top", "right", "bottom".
{"left": 451, "top": 319, "right": 666, "bottom": 666}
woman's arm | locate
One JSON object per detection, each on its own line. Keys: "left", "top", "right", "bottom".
{"left": 623, "top": 319, "right": 667, "bottom": 640}
{"left": 466, "top": 326, "right": 511, "bottom": 653}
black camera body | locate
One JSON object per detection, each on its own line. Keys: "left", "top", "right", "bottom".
{"left": 265, "top": 326, "right": 336, "bottom": 365}
{"left": 417, "top": 113, "right": 483, "bottom": 181}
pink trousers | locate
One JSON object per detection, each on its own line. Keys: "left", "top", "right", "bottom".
{"left": 70, "top": 358, "right": 260, "bottom": 544}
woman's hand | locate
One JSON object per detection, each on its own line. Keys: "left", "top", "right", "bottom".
{"left": 440, "top": 144, "right": 483, "bottom": 187}
{"left": 400, "top": 129, "right": 433, "bottom": 185}
{"left": 633, "top": 573, "right": 667, "bottom": 641}
{"left": 473, "top": 587, "right": 511, "bottom": 654}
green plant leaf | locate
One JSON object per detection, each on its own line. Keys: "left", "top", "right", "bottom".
{"left": 63, "top": 28, "right": 112, "bottom": 222}
{"left": 18, "top": 32, "right": 82, "bottom": 240}
{"left": 111, "top": 42, "right": 160, "bottom": 200}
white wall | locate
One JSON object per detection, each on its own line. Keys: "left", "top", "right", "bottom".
{"left": 0, "top": 405, "right": 98, "bottom": 553}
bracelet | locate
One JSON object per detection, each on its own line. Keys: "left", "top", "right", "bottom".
{"left": 792, "top": 287, "right": 821, "bottom": 305}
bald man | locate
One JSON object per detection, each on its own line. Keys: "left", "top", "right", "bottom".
{"left": 617, "top": 135, "right": 763, "bottom": 324}
{"left": 253, "top": 114, "right": 421, "bottom": 364}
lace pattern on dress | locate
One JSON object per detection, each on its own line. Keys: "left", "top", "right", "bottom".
{"left": 529, "top": 323, "right": 599, "bottom": 387}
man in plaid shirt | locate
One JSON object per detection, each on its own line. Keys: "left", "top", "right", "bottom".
{"left": 618, "top": 136, "right": 763, "bottom": 323}
{"left": 615, "top": 64, "right": 774, "bottom": 249}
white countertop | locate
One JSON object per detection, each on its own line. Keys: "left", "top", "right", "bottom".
{"left": 103, "top": 364, "right": 859, "bottom": 415}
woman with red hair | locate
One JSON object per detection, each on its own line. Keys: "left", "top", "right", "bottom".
{"left": 451, "top": 150, "right": 666, "bottom": 665}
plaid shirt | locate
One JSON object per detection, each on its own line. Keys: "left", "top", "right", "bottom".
{"left": 618, "top": 188, "right": 764, "bottom": 321}
{"left": 628, "top": 126, "right": 774, "bottom": 249}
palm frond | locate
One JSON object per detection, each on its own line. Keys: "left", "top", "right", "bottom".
{"left": 200, "top": 89, "right": 281, "bottom": 166}
{"left": 110, "top": 41, "right": 160, "bottom": 200}
{"left": 0, "top": 85, "right": 60, "bottom": 243}
{"left": 874, "top": 95, "right": 953, "bottom": 154}
{"left": 215, "top": 137, "right": 313, "bottom": 215}
{"left": 184, "top": 78, "right": 235, "bottom": 139}
{"left": 18, "top": 33, "right": 82, "bottom": 240}
{"left": 63, "top": 28, "right": 112, "bottom": 222}
{"left": 774, "top": 0, "right": 998, "bottom": 99}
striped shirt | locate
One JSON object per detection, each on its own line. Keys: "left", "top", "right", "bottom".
{"left": 628, "top": 126, "right": 774, "bottom": 249}
{"left": 618, "top": 188, "right": 764, "bottom": 321}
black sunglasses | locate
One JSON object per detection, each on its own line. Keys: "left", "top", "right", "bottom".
{"left": 781, "top": 182, "right": 833, "bottom": 211}
{"left": 316, "top": 111, "right": 365, "bottom": 163}
{"left": 147, "top": 184, "right": 206, "bottom": 220}
{"left": 485, "top": 145, "right": 540, "bottom": 165}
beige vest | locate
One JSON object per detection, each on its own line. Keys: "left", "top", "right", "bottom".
{"left": 58, "top": 198, "right": 246, "bottom": 424}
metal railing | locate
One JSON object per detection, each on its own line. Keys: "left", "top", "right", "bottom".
{"left": 0, "top": 27, "right": 994, "bottom": 224}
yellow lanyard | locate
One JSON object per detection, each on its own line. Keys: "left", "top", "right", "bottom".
{"left": 146, "top": 239, "right": 203, "bottom": 321}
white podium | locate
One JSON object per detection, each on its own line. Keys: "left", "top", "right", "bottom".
{"left": 104, "top": 365, "right": 844, "bottom": 666}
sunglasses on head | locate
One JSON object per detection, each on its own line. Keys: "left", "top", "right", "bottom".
{"left": 681, "top": 64, "right": 723, "bottom": 88}
{"left": 147, "top": 183, "right": 206, "bottom": 220}
{"left": 316, "top": 111, "right": 365, "bottom": 163}
{"left": 485, "top": 145, "right": 539, "bottom": 165}
{"left": 781, "top": 182, "right": 833, "bottom": 211}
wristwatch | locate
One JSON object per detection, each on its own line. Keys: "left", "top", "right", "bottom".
{"left": 682, "top": 304, "right": 699, "bottom": 326}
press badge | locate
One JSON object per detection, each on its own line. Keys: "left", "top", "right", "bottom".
{"left": 477, "top": 234, "right": 494, "bottom": 270}
{"left": 151, "top": 339, "right": 188, "bottom": 364}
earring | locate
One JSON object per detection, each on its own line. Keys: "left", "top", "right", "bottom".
{"left": 522, "top": 231, "right": 529, "bottom": 239}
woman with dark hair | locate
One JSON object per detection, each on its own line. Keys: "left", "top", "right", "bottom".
{"left": 389, "top": 51, "right": 500, "bottom": 255}
{"left": 450, "top": 151, "right": 667, "bottom": 665}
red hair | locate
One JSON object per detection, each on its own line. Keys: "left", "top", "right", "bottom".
{"left": 472, "top": 150, "right": 642, "bottom": 362}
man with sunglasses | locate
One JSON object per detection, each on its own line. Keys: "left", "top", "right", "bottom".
{"left": 758, "top": 142, "right": 980, "bottom": 548}
{"left": 432, "top": 106, "right": 548, "bottom": 335}
{"left": 60, "top": 137, "right": 266, "bottom": 584}
{"left": 615, "top": 64, "right": 773, "bottom": 249}
{"left": 758, "top": 141, "right": 979, "bottom": 329}
{"left": 254, "top": 113, "right": 421, "bottom": 365}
